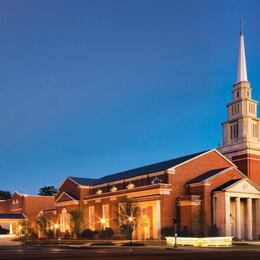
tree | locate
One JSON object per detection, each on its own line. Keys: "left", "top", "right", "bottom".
{"left": 0, "top": 190, "right": 11, "bottom": 200}
{"left": 35, "top": 213, "right": 50, "bottom": 238}
{"left": 38, "top": 186, "right": 57, "bottom": 196}
{"left": 116, "top": 198, "right": 141, "bottom": 243}
{"left": 69, "top": 209, "right": 84, "bottom": 238}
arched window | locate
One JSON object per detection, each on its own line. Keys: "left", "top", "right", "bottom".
{"left": 60, "top": 208, "right": 70, "bottom": 232}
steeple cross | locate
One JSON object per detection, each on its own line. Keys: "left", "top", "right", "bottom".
{"left": 240, "top": 19, "right": 244, "bottom": 34}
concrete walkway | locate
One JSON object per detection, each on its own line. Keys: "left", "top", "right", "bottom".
{"left": 0, "top": 235, "right": 21, "bottom": 246}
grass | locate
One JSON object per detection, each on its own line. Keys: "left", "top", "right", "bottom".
{"left": 121, "top": 242, "right": 145, "bottom": 246}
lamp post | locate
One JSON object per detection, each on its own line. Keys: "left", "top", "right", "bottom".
{"left": 172, "top": 218, "right": 178, "bottom": 247}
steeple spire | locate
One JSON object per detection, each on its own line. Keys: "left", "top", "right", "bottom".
{"left": 237, "top": 21, "right": 248, "bottom": 83}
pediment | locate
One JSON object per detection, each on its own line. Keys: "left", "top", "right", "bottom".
{"left": 56, "top": 192, "right": 77, "bottom": 203}
{"left": 226, "top": 179, "right": 260, "bottom": 194}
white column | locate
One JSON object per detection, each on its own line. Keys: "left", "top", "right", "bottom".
{"left": 225, "top": 196, "right": 231, "bottom": 236}
{"left": 213, "top": 196, "right": 216, "bottom": 225}
{"left": 246, "top": 198, "right": 253, "bottom": 240}
{"left": 235, "top": 197, "right": 241, "bottom": 239}
{"left": 9, "top": 223, "right": 13, "bottom": 235}
{"left": 156, "top": 200, "right": 161, "bottom": 240}
{"left": 256, "top": 199, "right": 260, "bottom": 238}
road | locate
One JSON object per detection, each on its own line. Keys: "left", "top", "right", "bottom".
{"left": 0, "top": 246, "right": 260, "bottom": 260}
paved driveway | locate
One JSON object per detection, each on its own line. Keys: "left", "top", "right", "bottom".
{"left": 0, "top": 235, "right": 20, "bottom": 246}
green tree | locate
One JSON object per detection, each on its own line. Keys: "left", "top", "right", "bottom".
{"left": 116, "top": 198, "right": 141, "bottom": 243}
{"left": 69, "top": 209, "right": 84, "bottom": 238}
{"left": 0, "top": 190, "right": 11, "bottom": 200}
{"left": 35, "top": 213, "right": 50, "bottom": 237}
{"left": 38, "top": 186, "right": 57, "bottom": 196}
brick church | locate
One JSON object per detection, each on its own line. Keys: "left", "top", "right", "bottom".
{"left": 1, "top": 30, "right": 260, "bottom": 240}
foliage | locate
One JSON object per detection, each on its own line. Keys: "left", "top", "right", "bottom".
{"left": 208, "top": 224, "right": 220, "bottom": 237}
{"left": 35, "top": 214, "right": 50, "bottom": 237}
{"left": 69, "top": 209, "right": 84, "bottom": 238}
{"left": 116, "top": 198, "right": 141, "bottom": 242}
{"left": 122, "top": 242, "right": 144, "bottom": 246}
{"left": 0, "top": 190, "right": 11, "bottom": 200}
{"left": 0, "top": 225, "right": 9, "bottom": 234}
{"left": 46, "top": 229, "right": 55, "bottom": 239}
{"left": 38, "top": 186, "right": 57, "bottom": 196}
{"left": 191, "top": 207, "right": 208, "bottom": 237}
{"left": 180, "top": 226, "right": 193, "bottom": 237}
{"left": 19, "top": 220, "right": 37, "bottom": 241}
{"left": 81, "top": 229, "right": 97, "bottom": 239}
{"left": 161, "top": 226, "right": 175, "bottom": 239}
{"left": 64, "top": 230, "right": 71, "bottom": 239}
{"left": 98, "top": 228, "right": 114, "bottom": 240}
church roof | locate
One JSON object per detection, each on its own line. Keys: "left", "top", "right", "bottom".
{"left": 213, "top": 179, "right": 241, "bottom": 192}
{"left": 0, "top": 213, "right": 27, "bottom": 219}
{"left": 69, "top": 150, "right": 207, "bottom": 186}
{"left": 186, "top": 167, "right": 229, "bottom": 185}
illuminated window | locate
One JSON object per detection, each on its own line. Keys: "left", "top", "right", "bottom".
{"left": 60, "top": 208, "right": 70, "bottom": 232}
{"left": 89, "top": 206, "right": 95, "bottom": 230}
{"left": 102, "top": 204, "right": 109, "bottom": 228}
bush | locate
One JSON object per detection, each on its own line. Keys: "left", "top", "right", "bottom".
{"left": 208, "top": 224, "right": 220, "bottom": 237}
{"left": 0, "top": 225, "right": 9, "bottom": 234}
{"left": 81, "top": 229, "right": 97, "bottom": 240}
{"left": 161, "top": 226, "right": 174, "bottom": 239}
{"left": 180, "top": 226, "right": 193, "bottom": 237}
{"left": 46, "top": 229, "right": 54, "bottom": 239}
{"left": 98, "top": 228, "right": 114, "bottom": 240}
{"left": 64, "top": 230, "right": 71, "bottom": 239}
{"left": 122, "top": 242, "right": 144, "bottom": 246}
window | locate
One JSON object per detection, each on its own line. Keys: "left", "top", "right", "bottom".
{"left": 102, "top": 204, "right": 109, "bottom": 228}
{"left": 230, "top": 123, "right": 239, "bottom": 140}
{"left": 60, "top": 208, "right": 70, "bottom": 232}
{"left": 252, "top": 124, "right": 258, "bottom": 138}
{"left": 89, "top": 206, "right": 95, "bottom": 230}
{"left": 237, "top": 91, "right": 239, "bottom": 98}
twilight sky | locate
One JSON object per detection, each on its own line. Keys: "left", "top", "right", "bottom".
{"left": 0, "top": 0, "right": 260, "bottom": 194}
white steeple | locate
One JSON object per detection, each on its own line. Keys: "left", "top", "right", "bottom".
{"left": 236, "top": 29, "right": 248, "bottom": 83}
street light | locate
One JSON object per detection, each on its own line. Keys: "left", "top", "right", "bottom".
{"left": 172, "top": 218, "right": 178, "bottom": 247}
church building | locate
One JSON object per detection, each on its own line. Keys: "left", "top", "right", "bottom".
{"left": 42, "top": 29, "right": 260, "bottom": 240}
{"left": 1, "top": 29, "right": 260, "bottom": 240}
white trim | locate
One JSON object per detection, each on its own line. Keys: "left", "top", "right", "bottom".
{"left": 56, "top": 191, "right": 77, "bottom": 203}
{"left": 55, "top": 200, "right": 79, "bottom": 207}
{"left": 168, "top": 149, "right": 237, "bottom": 171}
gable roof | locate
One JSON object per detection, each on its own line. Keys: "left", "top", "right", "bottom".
{"left": 186, "top": 167, "right": 229, "bottom": 185}
{"left": 69, "top": 150, "right": 207, "bottom": 187}
{"left": 68, "top": 177, "right": 97, "bottom": 186}
{"left": 0, "top": 213, "right": 27, "bottom": 220}
{"left": 56, "top": 191, "right": 79, "bottom": 202}
{"left": 213, "top": 179, "right": 241, "bottom": 192}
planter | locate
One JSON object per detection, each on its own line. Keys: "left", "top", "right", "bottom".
{"left": 165, "top": 236, "right": 233, "bottom": 247}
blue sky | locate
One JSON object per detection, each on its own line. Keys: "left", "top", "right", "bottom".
{"left": 0, "top": 0, "right": 260, "bottom": 194}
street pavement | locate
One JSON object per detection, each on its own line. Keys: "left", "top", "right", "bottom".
{"left": 0, "top": 246, "right": 260, "bottom": 260}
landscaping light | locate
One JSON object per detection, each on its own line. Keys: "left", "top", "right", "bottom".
{"left": 128, "top": 216, "right": 133, "bottom": 222}
{"left": 54, "top": 224, "right": 59, "bottom": 229}
{"left": 100, "top": 218, "right": 106, "bottom": 224}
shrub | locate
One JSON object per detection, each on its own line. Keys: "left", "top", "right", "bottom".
{"left": 0, "top": 225, "right": 9, "bottom": 234}
{"left": 98, "top": 228, "right": 114, "bottom": 240}
{"left": 81, "top": 229, "right": 97, "bottom": 240}
{"left": 208, "top": 224, "right": 220, "bottom": 237}
{"left": 64, "top": 230, "right": 71, "bottom": 239}
{"left": 161, "top": 226, "right": 174, "bottom": 239}
{"left": 46, "top": 229, "right": 54, "bottom": 239}
{"left": 180, "top": 226, "right": 193, "bottom": 237}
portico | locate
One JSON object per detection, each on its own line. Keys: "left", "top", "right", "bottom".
{"left": 213, "top": 179, "right": 260, "bottom": 240}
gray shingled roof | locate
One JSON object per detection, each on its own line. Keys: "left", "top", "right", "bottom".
{"left": 213, "top": 179, "right": 241, "bottom": 192}
{"left": 186, "top": 167, "right": 229, "bottom": 185}
{"left": 0, "top": 213, "right": 26, "bottom": 219}
{"left": 70, "top": 150, "right": 207, "bottom": 186}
